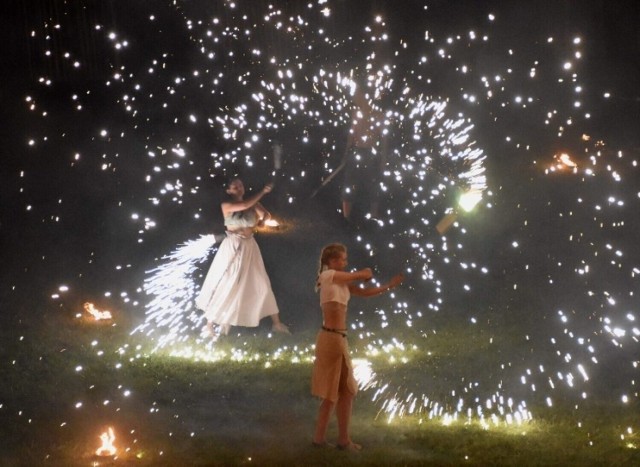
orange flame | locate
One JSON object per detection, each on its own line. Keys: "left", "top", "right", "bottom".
{"left": 257, "top": 217, "right": 288, "bottom": 234}
{"left": 95, "top": 427, "right": 116, "bottom": 456}
{"left": 547, "top": 152, "right": 578, "bottom": 173}
{"left": 84, "top": 302, "right": 113, "bottom": 320}
{"left": 558, "top": 153, "right": 577, "bottom": 167}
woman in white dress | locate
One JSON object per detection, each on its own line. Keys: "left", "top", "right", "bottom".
{"left": 195, "top": 178, "right": 290, "bottom": 337}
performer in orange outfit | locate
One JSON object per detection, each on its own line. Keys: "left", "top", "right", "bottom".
{"left": 311, "top": 243, "right": 403, "bottom": 450}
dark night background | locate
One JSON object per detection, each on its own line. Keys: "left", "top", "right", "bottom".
{"left": 0, "top": 0, "right": 640, "bottom": 306}
{"left": 2, "top": 0, "right": 638, "bottom": 312}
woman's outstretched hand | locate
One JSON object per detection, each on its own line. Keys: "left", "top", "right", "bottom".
{"left": 361, "top": 268, "right": 373, "bottom": 281}
{"left": 262, "top": 183, "right": 273, "bottom": 194}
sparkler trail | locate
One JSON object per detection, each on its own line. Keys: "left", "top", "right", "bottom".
{"left": 133, "top": 234, "right": 219, "bottom": 351}
{"left": 20, "top": 0, "right": 639, "bottom": 434}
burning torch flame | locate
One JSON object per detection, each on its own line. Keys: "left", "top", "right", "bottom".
{"left": 84, "top": 302, "right": 113, "bottom": 320}
{"left": 546, "top": 152, "right": 578, "bottom": 173}
{"left": 545, "top": 152, "right": 578, "bottom": 173}
{"left": 95, "top": 427, "right": 116, "bottom": 456}
{"left": 558, "top": 153, "right": 577, "bottom": 167}
{"left": 256, "top": 217, "right": 282, "bottom": 234}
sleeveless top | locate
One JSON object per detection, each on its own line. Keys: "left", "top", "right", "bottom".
{"left": 318, "top": 269, "right": 350, "bottom": 306}
{"left": 224, "top": 207, "right": 258, "bottom": 229}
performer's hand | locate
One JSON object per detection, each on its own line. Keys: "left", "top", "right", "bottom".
{"left": 361, "top": 268, "right": 373, "bottom": 281}
{"left": 262, "top": 183, "right": 273, "bottom": 194}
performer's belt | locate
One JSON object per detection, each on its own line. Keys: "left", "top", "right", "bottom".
{"left": 322, "top": 326, "right": 347, "bottom": 338}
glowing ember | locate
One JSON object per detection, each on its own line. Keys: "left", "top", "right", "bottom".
{"left": 84, "top": 302, "right": 113, "bottom": 321}
{"left": 257, "top": 217, "right": 291, "bottom": 234}
{"left": 95, "top": 427, "right": 116, "bottom": 457}
{"left": 558, "top": 153, "right": 577, "bottom": 168}
{"left": 548, "top": 152, "right": 578, "bottom": 173}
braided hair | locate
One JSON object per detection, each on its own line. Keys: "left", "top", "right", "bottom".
{"left": 315, "top": 243, "right": 347, "bottom": 292}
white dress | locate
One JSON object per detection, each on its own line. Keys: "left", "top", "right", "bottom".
{"left": 195, "top": 209, "right": 279, "bottom": 327}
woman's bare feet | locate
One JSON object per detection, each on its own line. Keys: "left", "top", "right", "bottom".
{"left": 312, "top": 440, "right": 335, "bottom": 448}
{"left": 337, "top": 441, "right": 362, "bottom": 451}
{"left": 201, "top": 322, "right": 230, "bottom": 339}
{"left": 201, "top": 323, "right": 216, "bottom": 338}
{"left": 272, "top": 322, "right": 291, "bottom": 334}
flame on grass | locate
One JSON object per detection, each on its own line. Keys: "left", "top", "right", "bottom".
{"left": 95, "top": 427, "right": 116, "bottom": 457}
{"left": 547, "top": 152, "right": 578, "bottom": 173}
{"left": 84, "top": 302, "right": 113, "bottom": 321}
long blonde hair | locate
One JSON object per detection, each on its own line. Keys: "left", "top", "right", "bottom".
{"left": 315, "top": 243, "right": 346, "bottom": 292}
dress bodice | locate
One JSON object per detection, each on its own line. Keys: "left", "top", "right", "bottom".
{"left": 224, "top": 207, "right": 258, "bottom": 229}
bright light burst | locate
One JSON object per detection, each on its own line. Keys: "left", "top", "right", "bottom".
{"left": 133, "top": 234, "right": 219, "bottom": 351}
{"left": 95, "top": 427, "right": 117, "bottom": 457}
{"left": 21, "top": 0, "right": 639, "bottom": 436}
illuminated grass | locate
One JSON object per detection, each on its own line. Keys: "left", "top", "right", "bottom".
{"left": 1, "top": 307, "right": 638, "bottom": 466}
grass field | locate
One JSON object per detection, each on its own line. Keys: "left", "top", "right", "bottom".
{"left": 2, "top": 300, "right": 638, "bottom": 467}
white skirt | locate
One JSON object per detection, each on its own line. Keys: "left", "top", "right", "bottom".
{"left": 195, "top": 232, "right": 279, "bottom": 327}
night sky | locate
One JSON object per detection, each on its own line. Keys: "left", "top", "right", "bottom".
{"left": 1, "top": 0, "right": 640, "bottom": 437}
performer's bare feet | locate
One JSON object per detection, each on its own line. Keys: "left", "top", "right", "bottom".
{"left": 201, "top": 322, "right": 216, "bottom": 338}
{"left": 337, "top": 441, "right": 362, "bottom": 452}
{"left": 272, "top": 322, "right": 291, "bottom": 334}
{"left": 201, "top": 322, "right": 230, "bottom": 339}
{"left": 312, "top": 440, "right": 335, "bottom": 448}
